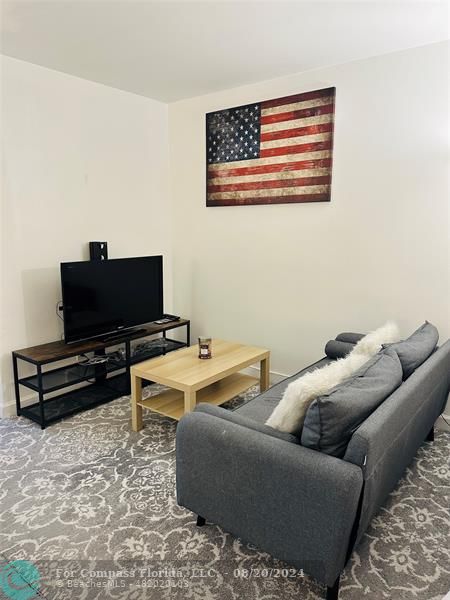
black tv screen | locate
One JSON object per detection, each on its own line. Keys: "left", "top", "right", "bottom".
{"left": 61, "top": 256, "right": 163, "bottom": 343}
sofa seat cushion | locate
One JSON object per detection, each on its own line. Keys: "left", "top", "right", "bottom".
{"left": 385, "top": 321, "right": 439, "bottom": 380}
{"left": 301, "top": 347, "right": 403, "bottom": 458}
{"left": 234, "top": 357, "right": 332, "bottom": 424}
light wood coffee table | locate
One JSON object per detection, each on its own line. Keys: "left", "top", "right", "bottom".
{"left": 131, "top": 339, "right": 270, "bottom": 431}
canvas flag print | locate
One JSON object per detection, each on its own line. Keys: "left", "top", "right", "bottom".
{"left": 206, "top": 87, "right": 335, "bottom": 206}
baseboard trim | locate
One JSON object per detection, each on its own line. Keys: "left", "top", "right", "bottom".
{"left": 1, "top": 401, "right": 17, "bottom": 419}
{"left": 1, "top": 394, "right": 37, "bottom": 419}
{"left": 436, "top": 413, "right": 450, "bottom": 432}
{"left": 240, "top": 365, "right": 287, "bottom": 385}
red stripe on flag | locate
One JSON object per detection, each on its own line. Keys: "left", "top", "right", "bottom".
{"left": 261, "top": 88, "right": 335, "bottom": 110}
{"left": 207, "top": 193, "right": 330, "bottom": 206}
{"left": 260, "top": 104, "right": 334, "bottom": 126}
{"left": 260, "top": 140, "right": 332, "bottom": 158}
{"left": 208, "top": 157, "right": 332, "bottom": 179}
{"left": 208, "top": 175, "right": 331, "bottom": 193}
{"left": 260, "top": 122, "right": 333, "bottom": 142}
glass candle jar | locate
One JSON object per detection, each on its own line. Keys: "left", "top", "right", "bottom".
{"left": 198, "top": 337, "right": 212, "bottom": 359}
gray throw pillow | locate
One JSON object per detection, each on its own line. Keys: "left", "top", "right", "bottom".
{"left": 385, "top": 321, "right": 439, "bottom": 380}
{"left": 301, "top": 348, "right": 402, "bottom": 457}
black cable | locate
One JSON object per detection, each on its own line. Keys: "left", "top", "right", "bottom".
{"left": 55, "top": 300, "right": 64, "bottom": 321}
{"left": 440, "top": 414, "right": 450, "bottom": 428}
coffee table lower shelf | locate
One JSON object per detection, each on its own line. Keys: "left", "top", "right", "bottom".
{"left": 136, "top": 373, "right": 258, "bottom": 421}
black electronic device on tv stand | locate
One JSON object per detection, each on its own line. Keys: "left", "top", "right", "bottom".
{"left": 155, "top": 314, "right": 181, "bottom": 324}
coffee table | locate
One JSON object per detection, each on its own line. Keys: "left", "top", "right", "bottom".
{"left": 130, "top": 339, "right": 270, "bottom": 431}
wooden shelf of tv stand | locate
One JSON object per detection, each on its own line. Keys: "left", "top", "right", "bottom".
{"left": 13, "top": 319, "right": 190, "bottom": 364}
{"left": 12, "top": 318, "right": 190, "bottom": 429}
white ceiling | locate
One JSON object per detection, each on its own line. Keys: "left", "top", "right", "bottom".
{"left": 1, "top": 1, "right": 449, "bottom": 102}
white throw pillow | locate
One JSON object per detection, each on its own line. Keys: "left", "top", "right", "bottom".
{"left": 265, "top": 322, "right": 400, "bottom": 434}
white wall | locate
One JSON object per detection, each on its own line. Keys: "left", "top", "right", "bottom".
{"left": 169, "top": 42, "right": 450, "bottom": 380}
{"left": 0, "top": 56, "right": 171, "bottom": 415}
{"left": 1, "top": 42, "right": 449, "bottom": 420}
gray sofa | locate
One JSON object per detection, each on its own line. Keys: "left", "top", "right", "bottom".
{"left": 176, "top": 335, "right": 450, "bottom": 600}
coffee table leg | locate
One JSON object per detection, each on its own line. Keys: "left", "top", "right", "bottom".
{"left": 260, "top": 356, "right": 270, "bottom": 392}
{"left": 131, "top": 374, "right": 143, "bottom": 431}
{"left": 184, "top": 389, "right": 196, "bottom": 414}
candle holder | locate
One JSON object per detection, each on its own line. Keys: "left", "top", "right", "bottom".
{"left": 198, "top": 337, "right": 212, "bottom": 359}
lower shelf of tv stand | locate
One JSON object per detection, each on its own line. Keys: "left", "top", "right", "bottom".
{"left": 19, "top": 373, "right": 153, "bottom": 427}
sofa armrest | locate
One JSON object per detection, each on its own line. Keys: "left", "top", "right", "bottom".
{"left": 335, "top": 332, "right": 365, "bottom": 344}
{"left": 176, "top": 411, "right": 363, "bottom": 587}
{"left": 194, "top": 402, "right": 300, "bottom": 444}
{"left": 344, "top": 340, "right": 450, "bottom": 543}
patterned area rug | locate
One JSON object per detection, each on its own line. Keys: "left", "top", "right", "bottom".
{"left": 0, "top": 386, "right": 449, "bottom": 600}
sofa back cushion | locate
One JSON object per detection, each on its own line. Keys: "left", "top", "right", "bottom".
{"left": 265, "top": 322, "right": 400, "bottom": 434}
{"left": 301, "top": 348, "right": 402, "bottom": 458}
{"left": 385, "top": 321, "right": 439, "bottom": 380}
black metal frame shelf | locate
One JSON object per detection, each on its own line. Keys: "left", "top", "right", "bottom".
{"left": 12, "top": 320, "right": 190, "bottom": 429}
{"left": 18, "top": 360, "right": 125, "bottom": 394}
{"left": 129, "top": 338, "right": 185, "bottom": 364}
{"left": 20, "top": 373, "right": 129, "bottom": 426}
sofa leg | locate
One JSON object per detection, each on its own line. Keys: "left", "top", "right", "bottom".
{"left": 196, "top": 515, "right": 206, "bottom": 527}
{"left": 426, "top": 426, "right": 434, "bottom": 442}
{"left": 326, "top": 575, "right": 340, "bottom": 600}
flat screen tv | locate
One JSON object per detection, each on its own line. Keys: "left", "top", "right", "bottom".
{"left": 61, "top": 256, "right": 164, "bottom": 343}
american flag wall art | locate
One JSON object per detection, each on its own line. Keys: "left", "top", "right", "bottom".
{"left": 206, "top": 87, "right": 335, "bottom": 207}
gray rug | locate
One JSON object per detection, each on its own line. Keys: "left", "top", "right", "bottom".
{"left": 0, "top": 386, "right": 449, "bottom": 600}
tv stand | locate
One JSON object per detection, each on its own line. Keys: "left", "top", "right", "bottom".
{"left": 12, "top": 319, "right": 190, "bottom": 429}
